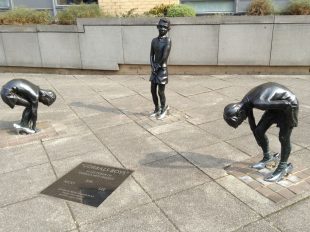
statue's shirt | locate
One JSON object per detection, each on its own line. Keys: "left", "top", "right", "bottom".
{"left": 152, "top": 37, "right": 170, "bottom": 67}
{"left": 242, "top": 82, "right": 298, "bottom": 127}
{"left": 1, "top": 79, "right": 39, "bottom": 108}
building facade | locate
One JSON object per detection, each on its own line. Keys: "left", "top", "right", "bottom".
{"left": 0, "top": 0, "right": 290, "bottom": 15}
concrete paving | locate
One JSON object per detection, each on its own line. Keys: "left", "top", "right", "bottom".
{"left": 0, "top": 73, "right": 309, "bottom": 232}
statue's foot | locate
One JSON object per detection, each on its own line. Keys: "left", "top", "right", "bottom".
{"left": 251, "top": 153, "right": 280, "bottom": 170}
{"left": 13, "top": 123, "right": 36, "bottom": 134}
{"left": 150, "top": 108, "right": 160, "bottom": 117}
{"left": 264, "top": 163, "right": 293, "bottom": 182}
{"left": 157, "top": 105, "right": 169, "bottom": 120}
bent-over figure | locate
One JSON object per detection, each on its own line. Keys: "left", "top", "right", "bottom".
{"left": 223, "top": 82, "right": 298, "bottom": 182}
{"left": 149, "top": 18, "right": 172, "bottom": 120}
{"left": 1, "top": 79, "right": 56, "bottom": 134}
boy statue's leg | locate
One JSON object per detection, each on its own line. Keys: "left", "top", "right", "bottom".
{"left": 251, "top": 115, "right": 277, "bottom": 169}
{"left": 264, "top": 126, "right": 293, "bottom": 182}
{"left": 157, "top": 84, "right": 169, "bottom": 120}
{"left": 20, "top": 107, "right": 32, "bottom": 127}
{"left": 150, "top": 82, "right": 160, "bottom": 117}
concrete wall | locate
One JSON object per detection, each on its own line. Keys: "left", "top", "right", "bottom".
{"left": 1, "top": 16, "right": 310, "bottom": 71}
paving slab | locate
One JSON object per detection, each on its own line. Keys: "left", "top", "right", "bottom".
{"left": 82, "top": 111, "right": 132, "bottom": 131}
{"left": 226, "top": 132, "right": 302, "bottom": 157}
{"left": 198, "top": 118, "right": 251, "bottom": 140}
{"left": 0, "top": 163, "right": 56, "bottom": 207}
{"left": 157, "top": 126, "right": 220, "bottom": 152}
{"left": 185, "top": 104, "right": 224, "bottom": 125}
{"left": 94, "top": 122, "right": 149, "bottom": 146}
{"left": 181, "top": 142, "right": 250, "bottom": 179}
{"left": 235, "top": 219, "right": 280, "bottom": 232}
{"left": 157, "top": 182, "right": 260, "bottom": 232}
{"left": 0, "top": 141, "right": 48, "bottom": 174}
{"left": 69, "top": 98, "right": 116, "bottom": 118}
{"left": 188, "top": 90, "right": 231, "bottom": 108}
{"left": 43, "top": 133, "right": 107, "bottom": 161}
{"left": 133, "top": 155, "right": 210, "bottom": 200}
{"left": 266, "top": 198, "right": 310, "bottom": 232}
{"left": 217, "top": 175, "right": 309, "bottom": 217}
{"left": 0, "top": 196, "right": 76, "bottom": 232}
{"left": 148, "top": 120, "right": 193, "bottom": 135}
{"left": 79, "top": 203, "right": 178, "bottom": 232}
{"left": 107, "top": 135, "right": 177, "bottom": 169}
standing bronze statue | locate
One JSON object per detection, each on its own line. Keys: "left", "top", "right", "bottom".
{"left": 149, "top": 18, "right": 172, "bottom": 120}
{"left": 1, "top": 79, "right": 56, "bottom": 134}
{"left": 223, "top": 82, "right": 299, "bottom": 182}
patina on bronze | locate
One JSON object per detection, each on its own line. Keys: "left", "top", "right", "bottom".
{"left": 149, "top": 18, "right": 172, "bottom": 120}
{"left": 41, "top": 163, "right": 133, "bottom": 207}
{"left": 223, "top": 82, "right": 299, "bottom": 182}
{"left": 1, "top": 79, "right": 56, "bottom": 134}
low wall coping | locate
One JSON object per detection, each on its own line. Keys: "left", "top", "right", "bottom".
{"left": 1, "top": 15, "right": 310, "bottom": 33}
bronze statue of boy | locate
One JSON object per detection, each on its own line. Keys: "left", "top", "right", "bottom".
{"left": 1, "top": 79, "right": 56, "bottom": 134}
{"left": 149, "top": 18, "right": 172, "bottom": 120}
{"left": 223, "top": 82, "right": 299, "bottom": 182}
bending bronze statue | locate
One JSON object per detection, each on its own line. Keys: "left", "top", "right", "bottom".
{"left": 223, "top": 82, "right": 299, "bottom": 182}
{"left": 149, "top": 18, "right": 172, "bottom": 120}
{"left": 1, "top": 79, "right": 56, "bottom": 134}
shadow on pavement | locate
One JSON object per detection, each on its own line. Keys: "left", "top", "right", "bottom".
{"left": 140, "top": 152, "right": 232, "bottom": 169}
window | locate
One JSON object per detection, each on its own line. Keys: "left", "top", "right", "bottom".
{"left": 0, "top": 0, "right": 10, "bottom": 8}
{"left": 57, "top": 0, "right": 97, "bottom": 6}
{"left": 181, "top": 0, "right": 235, "bottom": 14}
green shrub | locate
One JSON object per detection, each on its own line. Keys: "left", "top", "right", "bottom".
{"left": 285, "top": 0, "right": 310, "bottom": 15}
{"left": 166, "top": 4, "right": 196, "bottom": 17}
{"left": 57, "top": 4, "right": 102, "bottom": 25}
{"left": 0, "top": 8, "right": 52, "bottom": 25}
{"left": 247, "top": 0, "right": 274, "bottom": 15}
{"left": 121, "top": 8, "right": 140, "bottom": 17}
{"left": 147, "top": 4, "right": 173, "bottom": 17}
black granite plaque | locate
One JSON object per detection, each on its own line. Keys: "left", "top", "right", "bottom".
{"left": 41, "top": 162, "right": 133, "bottom": 207}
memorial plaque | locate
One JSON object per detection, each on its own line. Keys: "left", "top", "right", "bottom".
{"left": 41, "top": 162, "right": 133, "bottom": 207}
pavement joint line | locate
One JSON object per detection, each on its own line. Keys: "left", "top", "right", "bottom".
{"left": 151, "top": 181, "right": 210, "bottom": 203}
{"left": 130, "top": 174, "right": 182, "bottom": 232}
{"left": 175, "top": 89, "right": 212, "bottom": 98}
{"left": 231, "top": 217, "right": 282, "bottom": 232}
{"left": 40, "top": 131, "right": 93, "bottom": 143}
{"left": 65, "top": 202, "right": 81, "bottom": 232}
{"left": 264, "top": 195, "right": 310, "bottom": 219}
{"left": 73, "top": 201, "right": 180, "bottom": 231}
{"left": 0, "top": 160, "right": 50, "bottom": 176}
{"left": 222, "top": 139, "right": 254, "bottom": 158}
{"left": 215, "top": 177, "right": 266, "bottom": 219}
{"left": 139, "top": 154, "right": 180, "bottom": 167}
{"left": 41, "top": 139, "right": 80, "bottom": 231}
{"left": 0, "top": 196, "right": 39, "bottom": 209}
{"left": 105, "top": 75, "right": 154, "bottom": 105}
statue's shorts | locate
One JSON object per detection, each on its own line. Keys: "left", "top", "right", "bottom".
{"left": 1, "top": 87, "right": 17, "bottom": 109}
{"left": 260, "top": 105, "right": 299, "bottom": 129}
{"left": 150, "top": 67, "right": 168, "bottom": 85}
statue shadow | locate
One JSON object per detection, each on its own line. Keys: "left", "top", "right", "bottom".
{"left": 140, "top": 152, "right": 233, "bottom": 169}
{"left": 70, "top": 102, "right": 122, "bottom": 114}
{"left": 0, "top": 120, "right": 14, "bottom": 129}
